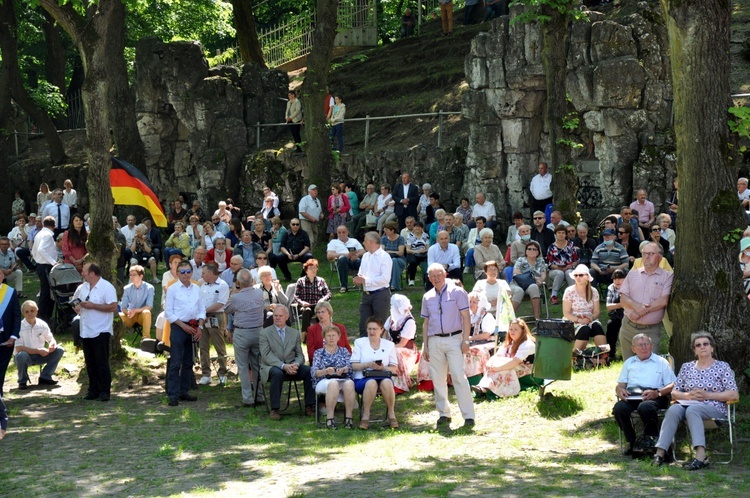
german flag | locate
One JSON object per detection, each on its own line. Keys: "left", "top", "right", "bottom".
{"left": 110, "top": 156, "right": 167, "bottom": 227}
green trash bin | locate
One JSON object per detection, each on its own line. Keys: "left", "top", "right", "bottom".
{"left": 533, "top": 319, "right": 575, "bottom": 381}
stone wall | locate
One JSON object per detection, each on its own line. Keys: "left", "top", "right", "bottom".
{"left": 463, "top": 2, "right": 676, "bottom": 227}
{"left": 135, "top": 38, "right": 289, "bottom": 211}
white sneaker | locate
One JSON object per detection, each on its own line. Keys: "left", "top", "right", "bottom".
{"left": 218, "top": 376, "right": 227, "bottom": 385}
{"left": 199, "top": 376, "right": 211, "bottom": 385}
{"left": 463, "top": 267, "right": 469, "bottom": 274}
{"left": 408, "top": 280, "right": 415, "bottom": 286}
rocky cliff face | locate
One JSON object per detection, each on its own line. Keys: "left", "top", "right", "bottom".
{"left": 134, "top": 38, "right": 288, "bottom": 210}
{"left": 463, "top": 2, "right": 676, "bottom": 225}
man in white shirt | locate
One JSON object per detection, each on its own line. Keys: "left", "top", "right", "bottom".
{"left": 738, "top": 177, "right": 750, "bottom": 209}
{"left": 31, "top": 216, "right": 59, "bottom": 322}
{"left": 40, "top": 189, "right": 70, "bottom": 237}
{"left": 530, "top": 162, "right": 553, "bottom": 218}
{"left": 14, "top": 300, "right": 65, "bottom": 388}
{"left": 190, "top": 246, "right": 207, "bottom": 276}
{"left": 326, "top": 225, "right": 365, "bottom": 292}
{"left": 198, "top": 263, "right": 230, "bottom": 386}
{"left": 263, "top": 186, "right": 279, "bottom": 208}
{"left": 120, "top": 215, "right": 138, "bottom": 247}
{"left": 427, "top": 231, "right": 462, "bottom": 289}
{"left": 73, "top": 262, "right": 118, "bottom": 401}
{"left": 165, "top": 260, "right": 206, "bottom": 406}
{"left": 471, "top": 193, "right": 497, "bottom": 229}
{"left": 353, "top": 232, "right": 392, "bottom": 337}
{"left": 299, "top": 184, "right": 324, "bottom": 249}
{"left": 546, "top": 210, "right": 570, "bottom": 231}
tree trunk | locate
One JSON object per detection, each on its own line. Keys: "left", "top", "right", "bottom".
{"left": 661, "top": 0, "right": 749, "bottom": 378}
{"left": 0, "top": 0, "right": 67, "bottom": 164}
{"left": 541, "top": 3, "right": 578, "bottom": 224}
{"left": 300, "top": 0, "right": 338, "bottom": 195}
{"left": 231, "top": 0, "right": 267, "bottom": 68}
{"left": 42, "top": 9, "right": 67, "bottom": 94}
{"left": 39, "top": 0, "right": 122, "bottom": 351}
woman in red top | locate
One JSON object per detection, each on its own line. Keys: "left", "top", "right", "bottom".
{"left": 62, "top": 213, "right": 87, "bottom": 272}
{"left": 326, "top": 184, "right": 351, "bottom": 239}
{"left": 306, "top": 301, "right": 350, "bottom": 364}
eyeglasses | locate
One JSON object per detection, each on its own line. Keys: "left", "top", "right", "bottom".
{"left": 179, "top": 269, "right": 192, "bottom": 274}
{"left": 694, "top": 341, "right": 711, "bottom": 348}
{"left": 651, "top": 228, "right": 661, "bottom": 232}
{"left": 573, "top": 274, "right": 588, "bottom": 278}
{"left": 617, "top": 231, "right": 627, "bottom": 235}
{"left": 291, "top": 223, "right": 300, "bottom": 226}
{"left": 257, "top": 256, "right": 267, "bottom": 260}
{"left": 533, "top": 217, "right": 544, "bottom": 220}
{"left": 642, "top": 251, "right": 657, "bottom": 256}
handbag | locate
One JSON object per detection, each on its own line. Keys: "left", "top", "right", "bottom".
{"left": 363, "top": 369, "right": 392, "bottom": 378}
{"left": 365, "top": 210, "right": 378, "bottom": 226}
{"left": 513, "top": 271, "right": 535, "bottom": 290}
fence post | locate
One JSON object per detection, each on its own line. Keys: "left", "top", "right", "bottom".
{"left": 14, "top": 131, "right": 19, "bottom": 156}
{"left": 364, "top": 115, "right": 370, "bottom": 152}
{"left": 437, "top": 110, "right": 443, "bottom": 147}
{"left": 256, "top": 122, "right": 261, "bottom": 149}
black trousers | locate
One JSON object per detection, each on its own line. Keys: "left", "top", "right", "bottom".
{"left": 267, "top": 365, "right": 314, "bottom": 410}
{"left": 273, "top": 252, "right": 313, "bottom": 280}
{"left": 606, "top": 318, "right": 622, "bottom": 359}
{"left": 36, "top": 264, "right": 54, "bottom": 322}
{"left": 0, "top": 347, "right": 13, "bottom": 396}
{"left": 167, "top": 326, "right": 195, "bottom": 399}
{"left": 531, "top": 196, "right": 553, "bottom": 218}
{"left": 82, "top": 333, "right": 111, "bottom": 397}
{"left": 287, "top": 123, "right": 302, "bottom": 148}
{"left": 613, "top": 397, "right": 669, "bottom": 445}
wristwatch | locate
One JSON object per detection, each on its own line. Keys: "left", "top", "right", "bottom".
{"left": 463, "top": 340, "right": 470, "bottom": 345}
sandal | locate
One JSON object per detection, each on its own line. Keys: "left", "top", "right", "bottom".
{"left": 344, "top": 417, "right": 354, "bottom": 429}
{"left": 359, "top": 419, "right": 370, "bottom": 430}
{"left": 683, "top": 458, "right": 709, "bottom": 471}
{"left": 651, "top": 455, "right": 664, "bottom": 467}
{"left": 388, "top": 417, "right": 399, "bottom": 429}
{"left": 326, "top": 418, "right": 337, "bottom": 430}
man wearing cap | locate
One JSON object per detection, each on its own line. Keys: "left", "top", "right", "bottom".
{"left": 618, "top": 242, "right": 673, "bottom": 358}
{"left": 589, "top": 228, "right": 629, "bottom": 287}
{"left": 299, "top": 185, "right": 324, "bottom": 249}
{"left": 529, "top": 162, "right": 553, "bottom": 218}
{"left": 353, "top": 231, "right": 392, "bottom": 337}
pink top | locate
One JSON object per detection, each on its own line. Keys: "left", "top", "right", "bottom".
{"left": 620, "top": 266, "right": 673, "bottom": 325}
{"left": 629, "top": 199, "right": 655, "bottom": 225}
{"left": 327, "top": 193, "right": 351, "bottom": 219}
{"left": 62, "top": 231, "right": 86, "bottom": 271}
{"left": 562, "top": 285, "right": 599, "bottom": 319}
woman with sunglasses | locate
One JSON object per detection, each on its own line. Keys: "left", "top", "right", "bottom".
{"left": 616, "top": 223, "right": 640, "bottom": 265}
{"left": 652, "top": 332, "right": 738, "bottom": 470}
{"left": 563, "top": 264, "right": 607, "bottom": 353}
{"left": 648, "top": 224, "right": 670, "bottom": 256}
{"left": 509, "top": 241, "right": 547, "bottom": 321}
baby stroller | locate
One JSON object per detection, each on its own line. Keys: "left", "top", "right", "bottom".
{"left": 48, "top": 263, "right": 83, "bottom": 336}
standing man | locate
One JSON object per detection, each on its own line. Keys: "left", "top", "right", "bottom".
{"left": 421, "top": 263, "right": 475, "bottom": 429}
{"left": 275, "top": 218, "right": 313, "bottom": 281}
{"left": 392, "top": 173, "right": 420, "bottom": 231}
{"left": 225, "top": 269, "right": 265, "bottom": 406}
{"left": 471, "top": 193, "right": 497, "bottom": 229}
{"left": 299, "top": 185, "right": 324, "bottom": 249}
{"left": 165, "top": 260, "right": 206, "bottom": 406}
{"left": 349, "top": 183, "right": 379, "bottom": 235}
{"left": 285, "top": 90, "right": 303, "bottom": 152}
{"left": 259, "top": 305, "right": 315, "bottom": 420}
{"left": 198, "top": 263, "right": 230, "bottom": 386}
{"left": 0, "top": 271, "right": 22, "bottom": 396}
{"left": 630, "top": 189, "right": 656, "bottom": 233}
{"left": 41, "top": 189, "right": 70, "bottom": 238}
{"left": 119, "top": 265, "right": 155, "bottom": 339}
{"left": 530, "top": 162, "right": 553, "bottom": 218}
{"left": 353, "top": 232, "right": 392, "bottom": 337}
{"left": 31, "top": 216, "right": 58, "bottom": 323}
{"left": 326, "top": 225, "right": 364, "bottom": 292}
{"left": 73, "top": 263, "right": 118, "bottom": 401}
{"left": 613, "top": 334, "right": 675, "bottom": 455}
{"left": 618, "top": 243, "right": 673, "bottom": 358}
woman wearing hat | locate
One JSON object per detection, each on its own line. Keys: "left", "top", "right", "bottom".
{"left": 563, "top": 264, "right": 607, "bottom": 353}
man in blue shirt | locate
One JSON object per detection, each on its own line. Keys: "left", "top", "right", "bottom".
{"left": 426, "top": 231, "right": 462, "bottom": 290}
{"left": 119, "top": 265, "right": 155, "bottom": 338}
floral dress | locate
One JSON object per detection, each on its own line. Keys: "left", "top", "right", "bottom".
{"left": 477, "top": 339, "right": 535, "bottom": 398}
{"left": 384, "top": 315, "right": 419, "bottom": 393}
{"left": 327, "top": 194, "right": 349, "bottom": 234}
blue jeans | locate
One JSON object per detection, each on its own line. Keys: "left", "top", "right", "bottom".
{"left": 330, "top": 123, "right": 344, "bottom": 152}
{"left": 14, "top": 347, "right": 65, "bottom": 384}
{"left": 336, "top": 255, "right": 361, "bottom": 289}
{"left": 163, "top": 248, "right": 185, "bottom": 265}
{"left": 167, "top": 325, "right": 194, "bottom": 399}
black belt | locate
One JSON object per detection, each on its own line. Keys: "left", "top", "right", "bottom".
{"left": 365, "top": 287, "right": 388, "bottom": 295}
{"left": 433, "top": 330, "right": 462, "bottom": 338}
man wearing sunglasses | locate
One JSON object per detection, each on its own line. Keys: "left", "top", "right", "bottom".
{"left": 73, "top": 263, "right": 118, "bottom": 401}
{"left": 165, "top": 261, "right": 206, "bottom": 406}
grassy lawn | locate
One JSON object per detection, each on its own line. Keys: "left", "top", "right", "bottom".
{"left": 1, "top": 254, "right": 749, "bottom": 497}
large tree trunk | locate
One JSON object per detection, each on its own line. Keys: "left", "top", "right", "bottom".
{"left": 42, "top": 9, "right": 67, "bottom": 94}
{"left": 661, "top": 0, "right": 749, "bottom": 378}
{"left": 300, "top": 0, "right": 338, "bottom": 195}
{"left": 541, "top": 3, "right": 578, "bottom": 223}
{"left": 39, "top": 0, "right": 123, "bottom": 352}
{"left": 0, "top": 0, "right": 67, "bottom": 164}
{"left": 231, "top": 0, "right": 267, "bottom": 68}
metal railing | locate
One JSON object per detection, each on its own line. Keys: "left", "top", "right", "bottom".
{"left": 252, "top": 109, "right": 462, "bottom": 151}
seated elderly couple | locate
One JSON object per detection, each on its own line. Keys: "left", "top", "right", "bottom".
{"left": 258, "top": 304, "right": 399, "bottom": 429}
{"left": 613, "top": 332, "right": 738, "bottom": 470}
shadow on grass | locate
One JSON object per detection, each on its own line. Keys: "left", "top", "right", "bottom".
{"left": 536, "top": 391, "right": 585, "bottom": 419}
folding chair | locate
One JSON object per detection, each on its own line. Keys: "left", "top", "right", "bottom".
{"left": 128, "top": 323, "right": 143, "bottom": 346}
{"left": 677, "top": 398, "right": 738, "bottom": 465}
{"left": 517, "top": 282, "right": 550, "bottom": 329}
{"left": 256, "top": 378, "right": 303, "bottom": 414}
{"left": 284, "top": 283, "right": 302, "bottom": 331}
